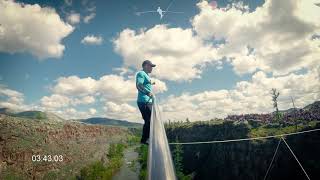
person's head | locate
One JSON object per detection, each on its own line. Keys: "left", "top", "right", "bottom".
{"left": 142, "top": 60, "right": 156, "bottom": 73}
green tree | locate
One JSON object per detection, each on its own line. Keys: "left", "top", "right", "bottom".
{"left": 173, "top": 137, "right": 191, "bottom": 180}
{"left": 78, "top": 144, "right": 125, "bottom": 180}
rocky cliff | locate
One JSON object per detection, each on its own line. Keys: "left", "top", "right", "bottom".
{"left": 0, "top": 114, "right": 130, "bottom": 179}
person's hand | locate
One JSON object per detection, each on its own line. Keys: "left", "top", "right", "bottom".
{"left": 148, "top": 92, "right": 154, "bottom": 98}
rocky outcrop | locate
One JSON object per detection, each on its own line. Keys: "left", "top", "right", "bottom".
{"left": 0, "top": 115, "right": 129, "bottom": 179}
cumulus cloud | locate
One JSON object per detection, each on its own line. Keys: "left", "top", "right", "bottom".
{"left": 39, "top": 74, "right": 167, "bottom": 120}
{"left": 113, "top": 25, "right": 221, "bottom": 81}
{"left": 89, "top": 108, "right": 96, "bottom": 115}
{"left": 97, "top": 75, "right": 137, "bottom": 102}
{"left": 81, "top": 35, "right": 103, "bottom": 45}
{"left": 66, "top": 12, "right": 80, "bottom": 24}
{"left": 53, "top": 107, "right": 94, "bottom": 120}
{"left": 40, "top": 94, "right": 95, "bottom": 110}
{"left": 83, "top": 13, "right": 96, "bottom": 23}
{"left": 52, "top": 76, "right": 97, "bottom": 96}
{"left": 40, "top": 94, "right": 71, "bottom": 109}
{"left": 50, "top": 74, "right": 167, "bottom": 102}
{"left": 73, "top": 96, "right": 95, "bottom": 105}
{"left": 3, "top": 0, "right": 319, "bottom": 123}
{"left": 49, "top": 75, "right": 135, "bottom": 102}
{"left": 0, "top": 0, "right": 74, "bottom": 59}
{"left": 160, "top": 69, "right": 320, "bottom": 121}
{"left": 152, "top": 78, "right": 168, "bottom": 94}
{"left": 114, "top": 0, "right": 319, "bottom": 78}
{"left": 0, "top": 85, "right": 26, "bottom": 111}
{"left": 103, "top": 101, "right": 140, "bottom": 122}
{"left": 192, "top": 0, "right": 320, "bottom": 75}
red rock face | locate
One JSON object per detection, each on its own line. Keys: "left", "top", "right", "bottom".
{"left": 0, "top": 115, "right": 130, "bottom": 179}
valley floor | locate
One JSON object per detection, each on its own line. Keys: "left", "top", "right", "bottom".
{"left": 112, "top": 145, "right": 140, "bottom": 180}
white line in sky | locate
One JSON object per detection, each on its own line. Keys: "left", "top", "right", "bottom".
{"left": 135, "top": 0, "right": 183, "bottom": 20}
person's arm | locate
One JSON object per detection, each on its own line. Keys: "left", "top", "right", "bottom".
{"left": 136, "top": 73, "right": 152, "bottom": 96}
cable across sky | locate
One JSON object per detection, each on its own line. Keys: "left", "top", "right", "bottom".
{"left": 135, "top": 0, "right": 183, "bottom": 19}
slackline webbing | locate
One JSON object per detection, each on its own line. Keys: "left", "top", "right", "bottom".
{"left": 281, "top": 137, "right": 311, "bottom": 180}
{"left": 263, "top": 138, "right": 282, "bottom": 180}
{"left": 168, "top": 128, "right": 320, "bottom": 145}
{"left": 148, "top": 97, "right": 176, "bottom": 180}
{"left": 168, "top": 128, "right": 317, "bottom": 180}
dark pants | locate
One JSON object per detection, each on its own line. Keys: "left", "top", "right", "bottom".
{"left": 137, "top": 102, "right": 152, "bottom": 143}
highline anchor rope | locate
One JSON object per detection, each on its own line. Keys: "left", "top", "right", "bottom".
{"left": 168, "top": 128, "right": 320, "bottom": 145}
{"left": 281, "top": 137, "right": 311, "bottom": 180}
{"left": 263, "top": 138, "right": 282, "bottom": 180}
{"left": 168, "top": 127, "right": 319, "bottom": 180}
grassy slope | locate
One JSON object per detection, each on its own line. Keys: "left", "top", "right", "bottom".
{"left": 77, "top": 143, "right": 126, "bottom": 180}
{"left": 137, "top": 145, "right": 148, "bottom": 180}
{"left": 0, "top": 115, "right": 131, "bottom": 180}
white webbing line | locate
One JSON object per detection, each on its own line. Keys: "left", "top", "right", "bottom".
{"left": 281, "top": 137, "right": 311, "bottom": 180}
{"left": 168, "top": 128, "right": 317, "bottom": 180}
{"left": 263, "top": 138, "right": 282, "bottom": 180}
{"left": 168, "top": 128, "right": 320, "bottom": 145}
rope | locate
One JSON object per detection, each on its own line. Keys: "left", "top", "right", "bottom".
{"left": 281, "top": 137, "right": 311, "bottom": 180}
{"left": 168, "top": 128, "right": 320, "bottom": 145}
{"left": 263, "top": 138, "right": 282, "bottom": 180}
{"left": 165, "top": 0, "right": 175, "bottom": 12}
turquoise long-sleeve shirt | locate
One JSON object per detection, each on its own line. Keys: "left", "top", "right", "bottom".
{"left": 136, "top": 70, "right": 153, "bottom": 103}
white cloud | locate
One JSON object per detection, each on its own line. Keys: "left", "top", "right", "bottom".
{"left": 66, "top": 12, "right": 80, "bottom": 24}
{"left": 112, "top": 67, "right": 135, "bottom": 77}
{"left": 152, "top": 78, "right": 168, "bottom": 94}
{"left": 43, "top": 102, "right": 139, "bottom": 121}
{"left": 73, "top": 96, "right": 95, "bottom": 105}
{"left": 40, "top": 94, "right": 71, "bottom": 109}
{"left": 192, "top": 0, "right": 320, "bottom": 75}
{"left": 50, "top": 74, "right": 167, "bottom": 102}
{"left": 52, "top": 76, "right": 97, "bottom": 96}
{"left": 39, "top": 74, "right": 167, "bottom": 119}
{"left": 81, "top": 35, "right": 103, "bottom": 45}
{"left": 3, "top": 0, "right": 319, "bottom": 123}
{"left": 0, "top": 85, "right": 26, "bottom": 111}
{"left": 98, "top": 75, "right": 167, "bottom": 102}
{"left": 83, "top": 13, "right": 96, "bottom": 23}
{"left": 49, "top": 75, "right": 135, "bottom": 102}
{"left": 112, "top": 0, "right": 319, "bottom": 80}
{"left": 0, "top": 0, "right": 74, "bottom": 59}
{"left": 160, "top": 69, "right": 320, "bottom": 121}
{"left": 54, "top": 107, "right": 93, "bottom": 120}
{"left": 113, "top": 25, "right": 221, "bottom": 81}
{"left": 97, "top": 75, "right": 137, "bottom": 102}
{"left": 89, "top": 108, "right": 96, "bottom": 115}
{"left": 103, "top": 101, "right": 140, "bottom": 122}
{"left": 230, "top": 55, "right": 265, "bottom": 75}
{"left": 86, "top": 6, "right": 96, "bottom": 12}
{"left": 40, "top": 94, "right": 95, "bottom": 109}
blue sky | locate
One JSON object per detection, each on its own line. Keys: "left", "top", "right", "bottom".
{"left": 0, "top": 0, "right": 253, "bottom": 102}
{"left": 0, "top": 0, "right": 319, "bottom": 121}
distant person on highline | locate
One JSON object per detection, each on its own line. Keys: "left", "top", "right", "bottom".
{"left": 136, "top": 60, "right": 156, "bottom": 145}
